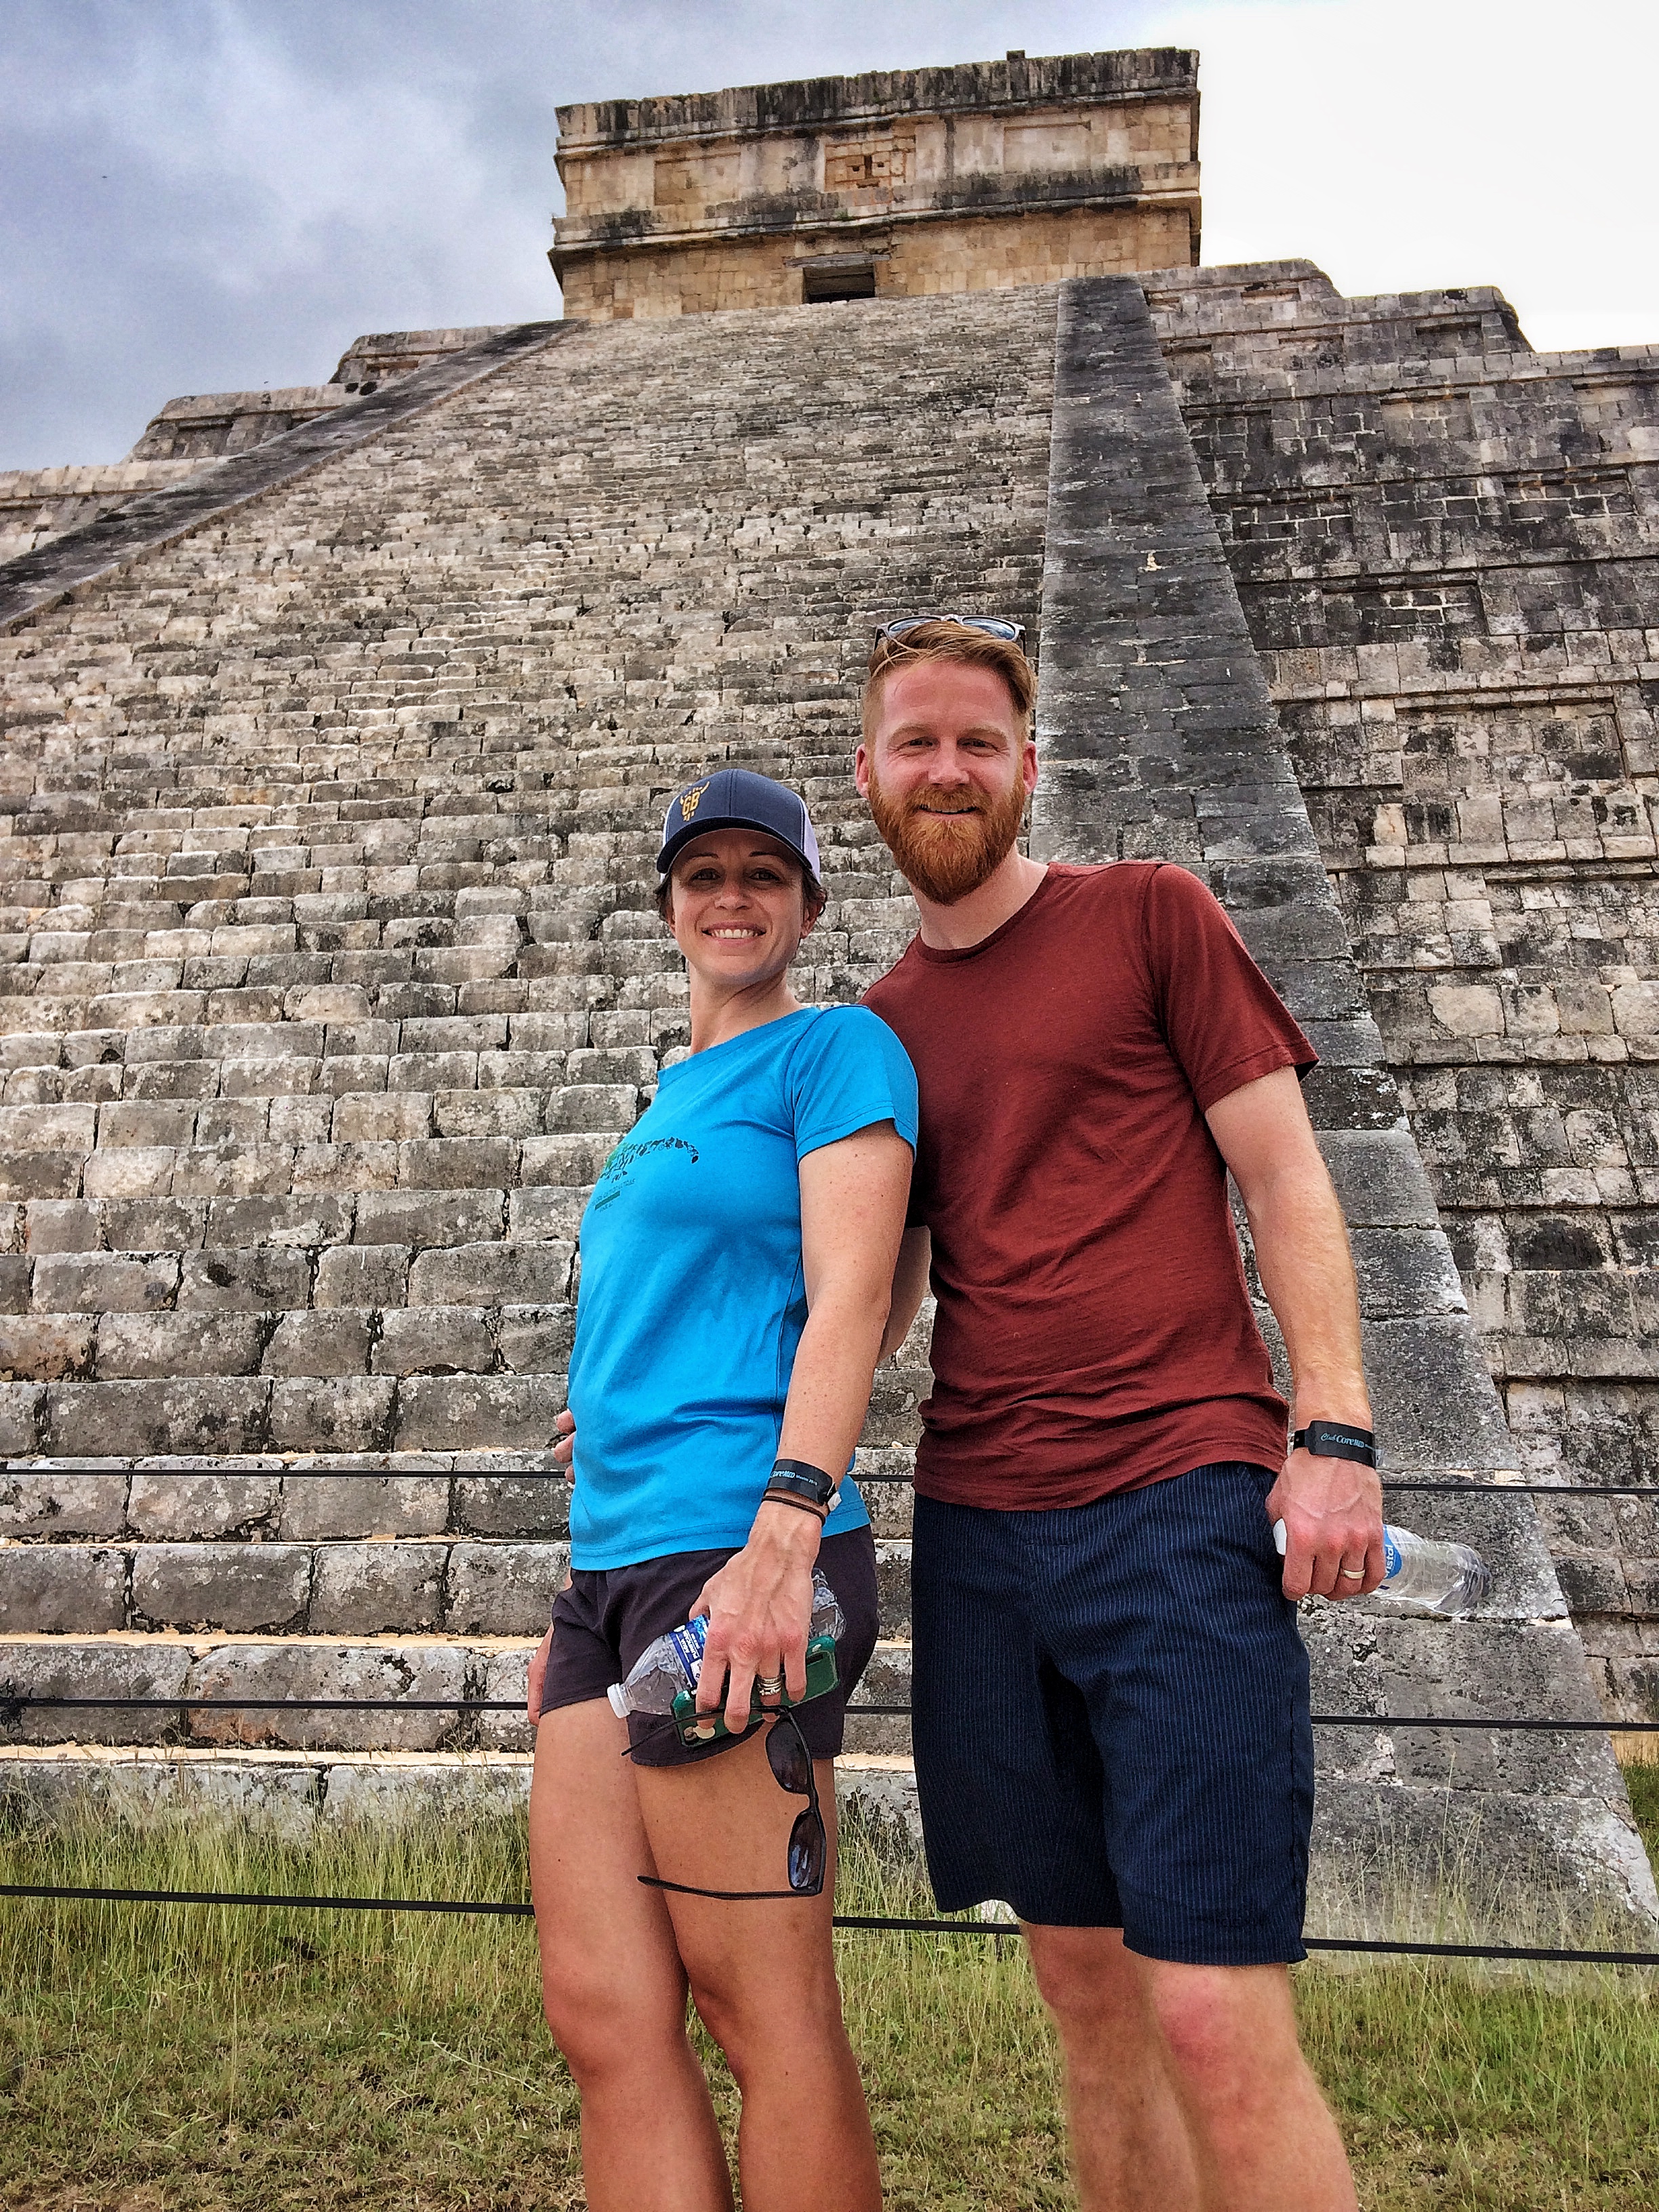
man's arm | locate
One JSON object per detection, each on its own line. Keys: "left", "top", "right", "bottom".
{"left": 879, "top": 1225, "right": 932, "bottom": 1361}
{"left": 1205, "top": 1065, "right": 1385, "bottom": 1601}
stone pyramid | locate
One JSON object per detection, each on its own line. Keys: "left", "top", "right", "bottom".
{"left": 0, "top": 272, "right": 1653, "bottom": 1930}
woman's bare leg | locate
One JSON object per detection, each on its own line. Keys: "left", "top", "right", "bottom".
{"left": 635, "top": 1732, "right": 882, "bottom": 2212}
{"left": 529, "top": 1698, "right": 733, "bottom": 2212}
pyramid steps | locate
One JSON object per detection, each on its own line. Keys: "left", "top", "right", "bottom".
{"left": 0, "top": 277, "right": 1652, "bottom": 1930}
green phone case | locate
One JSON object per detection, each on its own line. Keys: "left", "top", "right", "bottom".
{"left": 671, "top": 1634, "right": 840, "bottom": 1748}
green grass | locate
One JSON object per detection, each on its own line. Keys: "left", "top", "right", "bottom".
{"left": 0, "top": 1786, "right": 1656, "bottom": 2211}
{"left": 1624, "top": 1754, "right": 1659, "bottom": 1867}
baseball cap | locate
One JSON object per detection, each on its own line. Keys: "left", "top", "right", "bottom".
{"left": 656, "top": 768, "right": 822, "bottom": 880}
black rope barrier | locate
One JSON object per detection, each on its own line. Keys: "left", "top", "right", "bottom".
{"left": 3, "top": 1694, "right": 1656, "bottom": 1732}
{"left": 1300, "top": 1936, "right": 1659, "bottom": 1967}
{"left": 5, "top": 1462, "right": 1658, "bottom": 1496}
{"left": 1, "top": 1881, "right": 1655, "bottom": 1965}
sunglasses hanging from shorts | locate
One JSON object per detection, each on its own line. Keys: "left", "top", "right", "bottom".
{"left": 875, "top": 615, "right": 1026, "bottom": 644}
{"left": 630, "top": 1707, "right": 827, "bottom": 1901}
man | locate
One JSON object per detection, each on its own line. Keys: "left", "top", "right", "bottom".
{"left": 856, "top": 617, "right": 1383, "bottom": 2212}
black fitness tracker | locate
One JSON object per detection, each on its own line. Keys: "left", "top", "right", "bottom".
{"left": 1291, "top": 1420, "right": 1378, "bottom": 1469}
{"left": 765, "top": 1457, "right": 840, "bottom": 1513}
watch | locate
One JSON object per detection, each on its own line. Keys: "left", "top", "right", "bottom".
{"left": 1291, "top": 1420, "right": 1377, "bottom": 1469}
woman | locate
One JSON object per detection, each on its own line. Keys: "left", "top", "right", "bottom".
{"left": 525, "top": 768, "right": 917, "bottom": 2212}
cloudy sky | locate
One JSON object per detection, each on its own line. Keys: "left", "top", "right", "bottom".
{"left": 4, "top": 0, "right": 1656, "bottom": 471}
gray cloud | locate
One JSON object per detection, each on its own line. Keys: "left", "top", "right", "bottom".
{"left": 2, "top": 0, "right": 1174, "bottom": 465}
{"left": 3, "top": 1, "right": 1655, "bottom": 470}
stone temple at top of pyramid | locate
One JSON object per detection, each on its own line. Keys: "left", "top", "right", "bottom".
{"left": 548, "top": 45, "right": 1200, "bottom": 317}
{"left": 0, "top": 47, "right": 1656, "bottom": 1933}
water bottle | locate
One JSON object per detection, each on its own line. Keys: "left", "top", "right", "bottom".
{"left": 1272, "top": 1520, "right": 1490, "bottom": 1615}
{"left": 607, "top": 1570, "right": 845, "bottom": 1717}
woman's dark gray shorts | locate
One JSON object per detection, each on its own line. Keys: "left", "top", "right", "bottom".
{"left": 911, "top": 1463, "right": 1313, "bottom": 1966}
{"left": 538, "top": 1523, "right": 879, "bottom": 1768}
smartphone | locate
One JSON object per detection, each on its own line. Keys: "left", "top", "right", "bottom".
{"left": 671, "top": 1635, "right": 840, "bottom": 1748}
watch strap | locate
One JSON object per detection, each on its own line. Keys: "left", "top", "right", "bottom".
{"left": 1291, "top": 1420, "right": 1377, "bottom": 1468}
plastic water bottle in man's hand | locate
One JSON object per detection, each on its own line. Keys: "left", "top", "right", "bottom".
{"left": 607, "top": 1570, "right": 846, "bottom": 1717}
{"left": 1273, "top": 1520, "right": 1491, "bottom": 1615}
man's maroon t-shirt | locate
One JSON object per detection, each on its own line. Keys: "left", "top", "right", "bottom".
{"left": 861, "top": 861, "right": 1317, "bottom": 1509}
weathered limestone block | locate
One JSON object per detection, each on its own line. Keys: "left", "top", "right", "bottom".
{"left": 407, "top": 1240, "right": 573, "bottom": 1305}
{"left": 127, "top": 1471, "right": 280, "bottom": 1540}
{"left": 0, "top": 1750, "right": 330, "bottom": 1839}
{"left": 96, "top": 1312, "right": 268, "bottom": 1380}
{"left": 262, "top": 1310, "right": 375, "bottom": 1377}
{"left": 308, "top": 1541, "right": 447, "bottom": 1635}
{"left": 35, "top": 1254, "right": 178, "bottom": 1312}
{"left": 476, "top": 1647, "right": 535, "bottom": 1750}
{"left": 0, "top": 1468, "right": 126, "bottom": 1538}
{"left": 0, "top": 1317, "right": 94, "bottom": 1381}
{"left": 445, "top": 1540, "right": 566, "bottom": 1636}
{"left": 0, "top": 1384, "right": 41, "bottom": 1454}
{"left": 179, "top": 1247, "right": 311, "bottom": 1309}
{"left": 268, "top": 1376, "right": 394, "bottom": 1453}
{"left": 453, "top": 1471, "right": 571, "bottom": 1537}
{"left": 0, "top": 1638, "right": 189, "bottom": 1746}
{"left": 873, "top": 1542, "right": 912, "bottom": 1641}
{"left": 44, "top": 1379, "right": 269, "bottom": 1458}
{"left": 131, "top": 1542, "right": 310, "bottom": 1633}
{"left": 0, "top": 1546, "right": 126, "bottom": 1633}
{"left": 373, "top": 1308, "right": 496, "bottom": 1376}
{"left": 395, "top": 1374, "right": 565, "bottom": 1453}
{"left": 493, "top": 1306, "right": 575, "bottom": 1372}
{"left": 354, "top": 1189, "right": 504, "bottom": 1245}
{"left": 279, "top": 1473, "right": 451, "bottom": 1541}
{"left": 186, "top": 1641, "right": 470, "bottom": 1754}
{"left": 844, "top": 1641, "right": 912, "bottom": 1757}
{"left": 315, "top": 1246, "right": 409, "bottom": 1306}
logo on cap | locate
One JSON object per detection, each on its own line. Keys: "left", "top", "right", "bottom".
{"left": 678, "top": 781, "right": 710, "bottom": 824}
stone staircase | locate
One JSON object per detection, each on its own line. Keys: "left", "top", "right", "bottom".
{"left": 0, "top": 325, "right": 518, "bottom": 571}
{"left": 1143, "top": 262, "right": 1659, "bottom": 1721}
{"left": 0, "top": 287, "right": 1052, "bottom": 1835}
{"left": 0, "top": 279, "right": 1652, "bottom": 1930}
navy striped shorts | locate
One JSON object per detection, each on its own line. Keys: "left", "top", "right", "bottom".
{"left": 911, "top": 1462, "right": 1313, "bottom": 1966}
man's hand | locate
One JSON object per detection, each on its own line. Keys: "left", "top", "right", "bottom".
{"left": 690, "top": 1502, "right": 820, "bottom": 1737}
{"left": 551, "top": 1408, "right": 574, "bottom": 1468}
{"left": 1267, "top": 1446, "right": 1385, "bottom": 1600}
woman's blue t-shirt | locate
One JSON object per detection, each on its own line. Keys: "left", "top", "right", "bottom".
{"left": 566, "top": 1005, "right": 919, "bottom": 1570}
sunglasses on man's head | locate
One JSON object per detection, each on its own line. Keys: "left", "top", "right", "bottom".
{"left": 634, "top": 1708, "right": 827, "bottom": 1902}
{"left": 876, "top": 615, "right": 1026, "bottom": 644}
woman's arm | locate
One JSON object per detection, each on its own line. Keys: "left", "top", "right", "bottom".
{"left": 693, "top": 1120, "right": 913, "bottom": 1734}
{"left": 878, "top": 1225, "right": 931, "bottom": 1361}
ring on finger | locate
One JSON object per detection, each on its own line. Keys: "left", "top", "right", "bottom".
{"left": 758, "top": 1674, "right": 783, "bottom": 1696}
{"left": 1339, "top": 1565, "right": 1366, "bottom": 1580}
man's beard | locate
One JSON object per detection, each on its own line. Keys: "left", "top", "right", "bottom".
{"left": 866, "top": 764, "right": 1027, "bottom": 906}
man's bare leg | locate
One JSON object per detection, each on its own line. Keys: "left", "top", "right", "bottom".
{"left": 1022, "top": 1925, "right": 1197, "bottom": 2212}
{"left": 1144, "top": 1955, "right": 1355, "bottom": 2212}
{"left": 1023, "top": 1925, "right": 1355, "bottom": 2212}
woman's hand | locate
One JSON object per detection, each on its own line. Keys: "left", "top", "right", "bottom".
{"left": 691, "top": 1502, "right": 821, "bottom": 1737}
{"left": 526, "top": 1566, "right": 573, "bottom": 1725}
{"left": 527, "top": 1623, "right": 554, "bottom": 1725}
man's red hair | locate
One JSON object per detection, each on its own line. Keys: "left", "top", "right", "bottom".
{"left": 861, "top": 620, "right": 1036, "bottom": 739}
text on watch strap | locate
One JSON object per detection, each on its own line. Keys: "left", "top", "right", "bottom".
{"left": 1291, "top": 1420, "right": 1377, "bottom": 1467}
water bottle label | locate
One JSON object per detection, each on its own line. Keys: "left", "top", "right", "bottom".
{"left": 1382, "top": 1528, "right": 1402, "bottom": 1581}
{"left": 667, "top": 1619, "right": 707, "bottom": 1683}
